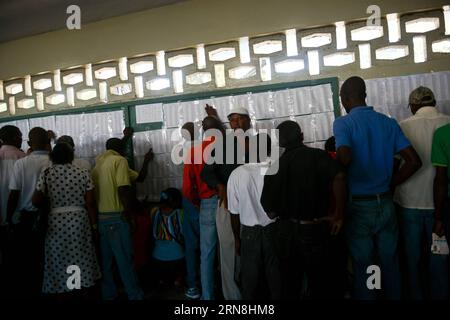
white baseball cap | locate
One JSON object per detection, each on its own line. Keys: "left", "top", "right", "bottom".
{"left": 227, "top": 106, "right": 249, "bottom": 118}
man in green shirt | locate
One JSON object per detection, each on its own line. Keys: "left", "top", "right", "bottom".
{"left": 431, "top": 123, "right": 450, "bottom": 240}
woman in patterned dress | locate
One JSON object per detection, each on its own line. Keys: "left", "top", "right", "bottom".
{"left": 32, "top": 142, "right": 101, "bottom": 297}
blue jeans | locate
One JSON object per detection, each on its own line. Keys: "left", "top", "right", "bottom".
{"left": 199, "top": 195, "right": 219, "bottom": 300}
{"left": 346, "top": 196, "right": 401, "bottom": 300}
{"left": 182, "top": 198, "right": 200, "bottom": 289}
{"left": 99, "top": 215, "right": 144, "bottom": 300}
{"left": 399, "top": 207, "right": 449, "bottom": 300}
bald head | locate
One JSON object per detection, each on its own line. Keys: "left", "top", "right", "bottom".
{"left": 277, "top": 120, "right": 303, "bottom": 148}
{"left": 340, "top": 76, "right": 367, "bottom": 112}
{"left": 28, "top": 127, "right": 50, "bottom": 151}
{"left": 106, "top": 138, "right": 125, "bottom": 155}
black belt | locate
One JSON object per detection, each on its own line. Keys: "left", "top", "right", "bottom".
{"left": 351, "top": 192, "right": 391, "bottom": 201}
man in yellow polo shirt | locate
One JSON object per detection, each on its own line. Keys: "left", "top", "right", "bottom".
{"left": 92, "top": 137, "right": 153, "bottom": 300}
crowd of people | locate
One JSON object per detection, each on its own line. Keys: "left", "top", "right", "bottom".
{"left": 0, "top": 75, "right": 449, "bottom": 300}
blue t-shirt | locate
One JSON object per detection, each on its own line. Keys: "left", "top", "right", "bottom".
{"left": 333, "top": 106, "right": 410, "bottom": 195}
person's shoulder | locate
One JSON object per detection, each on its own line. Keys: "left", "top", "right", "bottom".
{"left": 434, "top": 122, "right": 450, "bottom": 137}
{"left": 334, "top": 114, "right": 349, "bottom": 124}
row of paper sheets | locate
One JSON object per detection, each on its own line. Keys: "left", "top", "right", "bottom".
{"left": 0, "top": 110, "right": 125, "bottom": 162}
{"left": 135, "top": 84, "right": 335, "bottom": 128}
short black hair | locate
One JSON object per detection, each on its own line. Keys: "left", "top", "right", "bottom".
{"left": 0, "top": 125, "right": 21, "bottom": 144}
{"left": 56, "top": 135, "right": 75, "bottom": 148}
{"left": 276, "top": 120, "right": 302, "bottom": 148}
{"left": 159, "top": 188, "right": 183, "bottom": 209}
{"left": 106, "top": 138, "right": 125, "bottom": 154}
{"left": 340, "top": 76, "right": 366, "bottom": 101}
{"left": 50, "top": 142, "right": 74, "bottom": 165}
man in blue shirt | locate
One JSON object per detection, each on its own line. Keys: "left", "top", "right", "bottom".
{"left": 334, "top": 76, "right": 422, "bottom": 300}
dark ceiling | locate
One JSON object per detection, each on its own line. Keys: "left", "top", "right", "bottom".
{"left": 0, "top": 0, "right": 188, "bottom": 43}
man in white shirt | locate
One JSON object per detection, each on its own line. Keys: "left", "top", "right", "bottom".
{"left": 394, "top": 86, "right": 450, "bottom": 300}
{"left": 7, "top": 127, "right": 51, "bottom": 298}
{"left": 227, "top": 133, "right": 281, "bottom": 299}
{"left": 0, "top": 125, "right": 26, "bottom": 297}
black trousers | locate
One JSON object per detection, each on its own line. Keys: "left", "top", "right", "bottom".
{"left": 276, "top": 219, "right": 344, "bottom": 300}
{"left": 240, "top": 222, "right": 281, "bottom": 300}
{"left": 9, "top": 219, "right": 45, "bottom": 299}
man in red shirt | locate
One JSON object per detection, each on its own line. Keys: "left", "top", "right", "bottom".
{"left": 182, "top": 116, "right": 224, "bottom": 300}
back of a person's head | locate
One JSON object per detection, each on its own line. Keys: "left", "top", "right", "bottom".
{"left": 56, "top": 135, "right": 75, "bottom": 149}
{"left": 0, "top": 125, "right": 21, "bottom": 146}
{"left": 160, "top": 187, "right": 183, "bottom": 209}
{"left": 341, "top": 76, "right": 367, "bottom": 102}
{"left": 50, "top": 142, "right": 74, "bottom": 165}
{"left": 409, "top": 86, "right": 436, "bottom": 109}
{"left": 28, "top": 127, "right": 49, "bottom": 150}
{"left": 106, "top": 138, "right": 124, "bottom": 154}
{"left": 276, "top": 120, "right": 302, "bottom": 148}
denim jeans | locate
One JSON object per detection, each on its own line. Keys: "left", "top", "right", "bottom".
{"left": 199, "top": 195, "right": 219, "bottom": 300}
{"left": 399, "top": 207, "right": 449, "bottom": 300}
{"left": 241, "top": 223, "right": 281, "bottom": 300}
{"left": 99, "top": 215, "right": 144, "bottom": 300}
{"left": 346, "top": 196, "right": 401, "bottom": 300}
{"left": 182, "top": 198, "right": 200, "bottom": 289}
